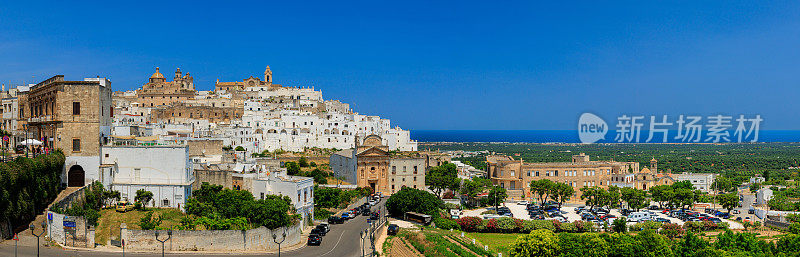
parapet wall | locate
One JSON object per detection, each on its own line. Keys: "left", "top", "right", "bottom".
{"left": 121, "top": 222, "right": 302, "bottom": 252}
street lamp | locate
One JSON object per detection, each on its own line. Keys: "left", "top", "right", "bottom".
{"left": 360, "top": 229, "right": 367, "bottom": 257}
{"left": 154, "top": 230, "right": 172, "bottom": 257}
{"left": 30, "top": 221, "right": 46, "bottom": 257}
{"left": 272, "top": 228, "right": 287, "bottom": 257}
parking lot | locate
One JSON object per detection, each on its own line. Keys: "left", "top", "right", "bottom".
{"left": 463, "top": 201, "right": 744, "bottom": 229}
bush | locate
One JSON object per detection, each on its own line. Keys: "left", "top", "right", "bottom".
{"left": 522, "top": 220, "right": 537, "bottom": 233}
{"left": 661, "top": 223, "right": 685, "bottom": 239}
{"left": 235, "top": 146, "right": 245, "bottom": 151}
{"left": 532, "top": 220, "right": 556, "bottom": 231}
{"left": 789, "top": 222, "right": 800, "bottom": 234}
{"left": 684, "top": 221, "right": 703, "bottom": 232}
{"left": 139, "top": 211, "right": 162, "bottom": 230}
{"left": 632, "top": 221, "right": 662, "bottom": 231}
{"left": 457, "top": 216, "right": 483, "bottom": 232}
{"left": 702, "top": 220, "right": 719, "bottom": 231}
{"left": 314, "top": 208, "right": 334, "bottom": 220}
{"left": 612, "top": 217, "right": 627, "bottom": 233}
{"left": 434, "top": 217, "right": 459, "bottom": 230}
{"left": 496, "top": 217, "right": 519, "bottom": 233}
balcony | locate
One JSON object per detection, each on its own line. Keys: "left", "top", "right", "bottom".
{"left": 28, "top": 115, "right": 54, "bottom": 123}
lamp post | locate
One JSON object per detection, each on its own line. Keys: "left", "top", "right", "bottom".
{"left": 360, "top": 229, "right": 367, "bottom": 257}
{"left": 29, "top": 221, "right": 46, "bottom": 257}
{"left": 154, "top": 230, "right": 171, "bottom": 257}
{"left": 272, "top": 229, "right": 286, "bottom": 257}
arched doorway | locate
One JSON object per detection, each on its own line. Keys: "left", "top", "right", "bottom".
{"left": 68, "top": 165, "right": 85, "bottom": 187}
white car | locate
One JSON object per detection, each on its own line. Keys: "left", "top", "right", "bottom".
{"left": 368, "top": 200, "right": 378, "bottom": 206}
{"left": 517, "top": 201, "right": 530, "bottom": 205}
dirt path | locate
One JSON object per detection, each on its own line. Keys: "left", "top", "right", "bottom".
{"left": 392, "top": 237, "right": 422, "bottom": 257}
{"left": 445, "top": 235, "right": 481, "bottom": 257}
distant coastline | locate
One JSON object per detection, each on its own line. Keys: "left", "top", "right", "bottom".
{"left": 411, "top": 130, "right": 800, "bottom": 143}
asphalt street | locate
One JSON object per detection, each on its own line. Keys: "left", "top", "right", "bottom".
{"left": 0, "top": 199, "right": 385, "bottom": 257}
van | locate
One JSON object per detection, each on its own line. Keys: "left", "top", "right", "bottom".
{"left": 628, "top": 211, "right": 652, "bottom": 222}
{"left": 116, "top": 200, "right": 134, "bottom": 213}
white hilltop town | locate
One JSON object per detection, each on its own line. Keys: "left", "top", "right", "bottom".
{"left": 112, "top": 66, "right": 418, "bottom": 154}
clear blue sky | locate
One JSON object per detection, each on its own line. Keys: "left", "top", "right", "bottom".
{"left": 1, "top": 1, "right": 799, "bottom": 130}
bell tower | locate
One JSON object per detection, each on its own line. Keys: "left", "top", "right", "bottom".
{"left": 650, "top": 157, "right": 658, "bottom": 174}
{"left": 264, "top": 66, "right": 272, "bottom": 83}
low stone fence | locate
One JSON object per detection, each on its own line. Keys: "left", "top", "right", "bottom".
{"left": 50, "top": 185, "right": 89, "bottom": 211}
{"left": 121, "top": 222, "right": 303, "bottom": 252}
{"left": 765, "top": 218, "right": 792, "bottom": 229}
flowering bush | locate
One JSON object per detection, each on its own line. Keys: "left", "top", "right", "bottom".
{"left": 660, "top": 223, "right": 685, "bottom": 239}
{"left": 486, "top": 218, "right": 499, "bottom": 232}
{"left": 457, "top": 216, "right": 483, "bottom": 232}
{"left": 684, "top": 221, "right": 703, "bottom": 232}
{"left": 703, "top": 220, "right": 719, "bottom": 231}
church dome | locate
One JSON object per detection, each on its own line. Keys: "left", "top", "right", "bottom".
{"left": 150, "top": 67, "right": 165, "bottom": 79}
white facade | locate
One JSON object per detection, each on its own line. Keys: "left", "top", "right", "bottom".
{"left": 240, "top": 170, "right": 315, "bottom": 223}
{"left": 756, "top": 188, "right": 773, "bottom": 206}
{"left": 101, "top": 145, "right": 195, "bottom": 210}
{"left": 674, "top": 173, "right": 716, "bottom": 193}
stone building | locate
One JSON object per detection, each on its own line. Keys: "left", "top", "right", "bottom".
{"left": 488, "top": 153, "right": 672, "bottom": 199}
{"left": 135, "top": 67, "right": 196, "bottom": 107}
{"left": 330, "top": 135, "right": 425, "bottom": 195}
{"left": 24, "top": 75, "right": 113, "bottom": 187}
{"left": 150, "top": 103, "right": 243, "bottom": 124}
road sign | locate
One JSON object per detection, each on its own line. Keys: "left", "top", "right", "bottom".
{"left": 2, "top": 136, "right": 8, "bottom": 142}
{"left": 63, "top": 221, "right": 76, "bottom": 228}
{"left": 48, "top": 213, "right": 53, "bottom": 220}
{"left": 12, "top": 233, "right": 18, "bottom": 241}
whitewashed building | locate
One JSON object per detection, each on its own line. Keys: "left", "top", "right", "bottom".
{"left": 101, "top": 144, "right": 195, "bottom": 210}
{"left": 674, "top": 173, "right": 717, "bottom": 193}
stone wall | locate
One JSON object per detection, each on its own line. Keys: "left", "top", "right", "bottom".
{"left": 121, "top": 222, "right": 302, "bottom": 252}
{"left": 193, "top": 169, "right": 234, "bottom": 189}
{"left": 187, "top": 139, "right": 223, "bottom": 157}
{"left": 46, "top": 211, "right": 94, "bottom": 248}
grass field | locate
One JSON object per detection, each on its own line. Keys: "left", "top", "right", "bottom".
{"left": 95, "top": 208, "right": 187, "bottom": 245}
{"left": 465, "top": 232, "right": 524, "bottom": 257}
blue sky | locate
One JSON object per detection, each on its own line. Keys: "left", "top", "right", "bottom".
{"left": 1, "top": 1, "right": 799, "bottom": 130}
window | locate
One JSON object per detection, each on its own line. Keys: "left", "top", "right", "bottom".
{"left": 163, "top": 199, "right": 170, "bottom": 206}
{"left": 260, "top": 192, "right": 265, "bottom": 200}
{"left": 413, "top": 176, "right": 417, "bottom": 181}
{"left": 72, "top": 102, "right": 80, "bottom": 115}
{"left": 72, "top": 138, "right": 81, "bottom": 152}
{"left": 414, "top": 166, "right": 418, "bottom": 174}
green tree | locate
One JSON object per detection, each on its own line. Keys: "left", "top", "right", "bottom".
{"left": 488, "top": 186, "right": 508, "bottom": 211}
{"left": 621, "top": 187, "right": 648, "bottom": 211}
{"left": 552, "top": 182, "right": 575, "bottom": 208}
{"left": 385, "top": 187, "right": 444, "bottom": 216}
{"left": 607, "top": 186, "right": 622, "bottom": 209}
{"left": 558, "top": 232, "right": 609, "bottom": 257}
{"left": 712, "top": 176, "right": 736, "bottom": 193}
{"left": 425, "top": 162, "right": 459, "bottom": 198}
{"left": 298, "top": 157, "right": 309, "bottom": 167}
{"left": 749, "top": 183, "right": 761, "bottom": 193}
{"left": 650, "top": 185, "right": 675, "bottom": 209}
{"left": 139, "top": 211, "right": 162, "bottom": 230}
{"left": 612, "top": 217, "right": 628, "bottom": 233}
{"left": 285, "top": 162, "right": 301, "bottom": 176}
{"left": 717, "top": 193, "right": 739, "bottom": 214}
{"left": 135, "top": 189, "right": 154, "bottom": 210}
{"left": 634, "top": 229, "right": 673, "bottom": 257}
{"left": 234, "top": 146, "right": 245, "bottom": 151}
{"left": 580, "top": 186, "right": 608, "bottom": 211}
{"left": 509, "top": 229, "right": 560, "bottom": 257}
{"left": 460, "top": 178, "right": 486, "bottom": 207}
{"left": 673, "top": 232, "right": 710, "bottom": 257}
{"left": 530, "top": 179, "right": 555, "bottom": 206}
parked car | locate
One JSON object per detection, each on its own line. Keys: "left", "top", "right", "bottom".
{"left": 310, "top": 228, "right": 326, "bottom": 236}
{"left": 517, "top": 201, "right": 529, "bottom": 205}
{"left": 115, "top": 200, "right": 134, "bottom": 213}
{"left": 342, "top": 213, "right": 351, "bottom": 220}
{"left": 328, "top": 216, "right": 343, "bottom": 224}
{"left": 655, "top": 217, "right": 671, "bottom": 223}
{"left": 371, "top": 212, "right": 380, "bottom": 220}
{"left": 387, "top": 224, "right": 400, "bottom": 235}
{"left": 362, "top": 208, "right": 371, "bottom": 216}
{"left": 748, "top": 208, "right": 755, "bottom": 214}
{"left": 731, "top": 210, "right": 740, "bottom": 214}
{"left": 316, "top": 223, "right": 330, "bottom": 234}
{"left": 307, "top": 235, "right": 322, "bottom": 246}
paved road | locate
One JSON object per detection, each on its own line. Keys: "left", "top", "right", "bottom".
{"left": 0, "top": 199, "right": 385, "bottom": 257}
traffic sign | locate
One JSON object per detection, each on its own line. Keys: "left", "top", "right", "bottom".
{"left": 2, "top": 136, "right": 8, "bottom": 142}
{"left": 48, "top": 213, "right": 53, "bottom": 220}
{"left": 12, "top": 233, "right": 18, "bottom": 241}
{"left": 63, "top": 221, "right": 76, "bottom": 228}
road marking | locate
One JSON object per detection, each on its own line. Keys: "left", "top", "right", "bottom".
{"left": 319, "top": 227, "right": 347, "bottom": 257}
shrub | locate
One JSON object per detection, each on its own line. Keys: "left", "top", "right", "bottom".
{"left": 613, "top": 217, "right": 627, "bottom": 233}
{"left": 457, "top": 216, "right": 483, "bottom": 232}
{"left": 702, "top": 220, "right": 718, "bottom": 231}
{"left": 139, "top": 211, "right": 162, "bottom": 230}
{"left": 434, "top": 217, "right": 459, "bottom": 230}
{"left": 496, "top": 217, "right": 518, "bottom": 233}
{"left": 442, "top": 191, "right": 456, "bottom": 199}
{"left": 476, "top": 219, "right": 488, "bottom": 232}
{"left": 684, "top": 221, "right": 703, "bottom": 232}
{"left": 559, "top": 221, "right": 577, "bottom": 233}
{"left": 522, "top": 220, "right": 537, "bottom": 233}
{"left": 385, "top": 187, "right": 444, "bottom": 217}
{"left": 486, "top": 218, "right": 499, "bottom": 232}
{"left": 661, "top": 223, "right": 685, "bottom": 239}
{"left": 789, "top": 222, "right": 800, "bottom": 234}
{"left": 533, "top": 220, "right": 556, "bottom": 231}
{"left": 632, "top": 221, "right": 662, "bottom": 231}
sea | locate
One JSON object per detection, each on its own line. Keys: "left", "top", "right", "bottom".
{"left": 410, "top": 130, "right": 800, "bottom": 143}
